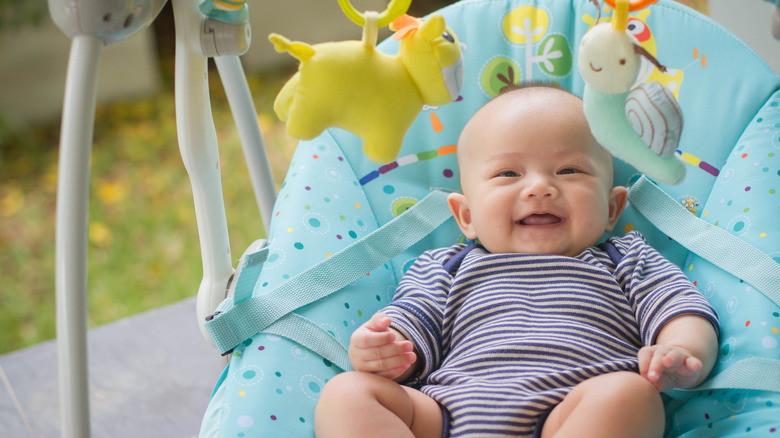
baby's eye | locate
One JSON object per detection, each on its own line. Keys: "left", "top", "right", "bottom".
{"left": 557, "top": 168, "right": 580, "bottom": 175}
{"left": 498, "top": 170, "right": 520, "bottom": 178}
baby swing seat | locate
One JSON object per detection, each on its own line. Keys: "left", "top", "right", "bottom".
{"left": 199, "top": 0, "right": 780, "bottom": 436}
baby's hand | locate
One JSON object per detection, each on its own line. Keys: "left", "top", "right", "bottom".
{"left": 638, "top": 345, "right": 704, "bottom": 392}
{"left": 349, "top": 313, "right": 417, "bottom": 380}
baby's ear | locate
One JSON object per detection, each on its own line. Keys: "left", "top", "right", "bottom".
{"left": 447, "top": 192, "right": 478, "bottom": 239}
{"left": 605, "top": 186, "right": 628, "bottom": 232}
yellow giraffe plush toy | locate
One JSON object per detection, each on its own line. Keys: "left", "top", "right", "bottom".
{"left": 269, "top": 0, "right": 464, "bottom": 164}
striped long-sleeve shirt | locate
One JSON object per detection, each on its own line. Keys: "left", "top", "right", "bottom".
{"left": 382, "top": 231, "right": 719, "bottom": 437}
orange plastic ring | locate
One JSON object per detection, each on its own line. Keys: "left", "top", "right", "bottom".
{"left": 603, "top": 0, "right": 658, "bottom": 12}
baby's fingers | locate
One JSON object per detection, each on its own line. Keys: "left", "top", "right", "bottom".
{"left": 350, "top": 339, "right": 414, "bottom": 371}
{"left": 660, "top": 348, "right": 686, "bottom": 370}
{"left": 639, "top": 345, "right": 704, "bottom": 392}
{"left": 638, "top": 346, "right": 654, "bottom": 377}
{"left": 683, "top": 356, "right": 703, "bottom": 373}
{"left": 360, "top": 351, "right": 417, "bottom": 375}
{"left": 361, "top": 339, "right": 415, "bottom": 362}
{"left": 646, "top": 351, "right": 666, "bottom": 383}
{"left": 642, "top": 346, "right": 676, "bottom": 384}
{"left": 659, "top": 348, "right": 701, "bottom": 376}
{"left": 351, "top": 329, "right": 396, "bottom": 349}
{"left": 363, "top": 312, "right": 393, "bottom": 332}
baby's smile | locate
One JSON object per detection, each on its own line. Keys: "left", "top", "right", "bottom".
{"left": 517, "top": 213, "right": 564, "bottom": 226}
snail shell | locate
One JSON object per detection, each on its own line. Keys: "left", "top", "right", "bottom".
{"left": 625, "top": 81, "right": 683, "bottom": 157}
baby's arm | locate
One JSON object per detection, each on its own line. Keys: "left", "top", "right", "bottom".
{"left": 349, "top": 312, "right": 419, "bottom": 381}
{"left": 638, "top": 314, "right": 718, "bottom": 392}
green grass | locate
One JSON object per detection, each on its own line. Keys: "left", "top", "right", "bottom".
{"left": 0, "top": 70, "right": 297, "bottom": 354}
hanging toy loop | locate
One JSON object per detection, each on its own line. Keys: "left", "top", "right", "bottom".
{"left": 611, "top": 0, "right": 630, "bottom": 31}
{"left": 362, "top": 11, "right": 380, "bottom": 47}
{"left": 603, "top": 0, "right": 658, "bottom": 12}
{"left": 337, "top": 0, "right": 412, "bottom": 28}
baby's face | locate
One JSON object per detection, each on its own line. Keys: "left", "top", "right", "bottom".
{"left": 448, "top": 88, "right": 626, "bottom": 257}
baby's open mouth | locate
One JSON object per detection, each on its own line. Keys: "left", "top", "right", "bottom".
{"left": 518, "top": 213, "right": 563, "bottom": 226}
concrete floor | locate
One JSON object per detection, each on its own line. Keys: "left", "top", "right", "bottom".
{"left": 0, "top": 297, "right": 224, "bottom": 438}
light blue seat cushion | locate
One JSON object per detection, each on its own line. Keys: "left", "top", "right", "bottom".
{"left": 200, "top": 1, "right": 780, "bottom": 436}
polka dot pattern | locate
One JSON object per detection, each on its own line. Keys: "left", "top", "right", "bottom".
{"left": 201, "top": 3, "right": 780, "bottom": 437}
{"left": 207, "top": 126, "right": 461, "bottom": 437}
{"left": 666, "top": 92, "right": 780, "bottom": 434}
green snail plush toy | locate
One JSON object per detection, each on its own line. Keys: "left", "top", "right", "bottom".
{"left": 578, "top": 0, "right": 686, "bottom": 185}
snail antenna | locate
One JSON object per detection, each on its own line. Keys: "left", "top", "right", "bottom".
{"left": 588, "top": 0, "right": 602, "bottom": 22}
{"left": 634, "top": 43, "right": 667, "bottom": 73}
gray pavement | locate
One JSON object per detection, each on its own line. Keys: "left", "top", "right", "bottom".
{"left": 0, "top": 297, "right": 224, "bottom": 438}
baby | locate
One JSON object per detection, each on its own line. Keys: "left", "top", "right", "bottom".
{"left": 314, "top": 85, "right": 719, "bottom": 438}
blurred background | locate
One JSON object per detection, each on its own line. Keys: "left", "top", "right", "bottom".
{"left": 0, "top": 0, "right": 778, "bottom": 355}
{"left": 0, "top": 0, "right": 459, "bottom": 356}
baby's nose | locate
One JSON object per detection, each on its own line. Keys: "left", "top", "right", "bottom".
{"left": 522, "top": 174, "right": 558, "bottom": 199}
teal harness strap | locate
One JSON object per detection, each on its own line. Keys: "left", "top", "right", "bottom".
{"left": 264, "top": 313, "right": 353, "bottom": 372}
{"left": 205, "top": 190, "right": 453, "bottom": 357}
{"left": 627, "top": 176, "right": 780, "bottom": 308}
{"left": 666, "top": 357, "right": 780, "bottom": 399}
{"left": 628, "top": 176, "right": 780, "bottom": 397}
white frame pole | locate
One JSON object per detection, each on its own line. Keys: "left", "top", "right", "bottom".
{"left": 214, "top": 55, "right": 277, "bottom": 233}
{"left": 171, "top": 0, "right": 235, "bottom": 341}
{"left": 55, "top": 34, "right": 102, "bottom": 438}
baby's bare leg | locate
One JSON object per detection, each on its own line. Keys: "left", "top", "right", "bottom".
{"left": 314, "top": 371, "right": 443, "bottom": 438}
{"left": 541, "top": 371, "right": 664, "bottom": 438}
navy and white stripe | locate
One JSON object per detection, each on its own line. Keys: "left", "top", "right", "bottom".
{"left": 382, "top": 231, "right": 718, "bottom": 437}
